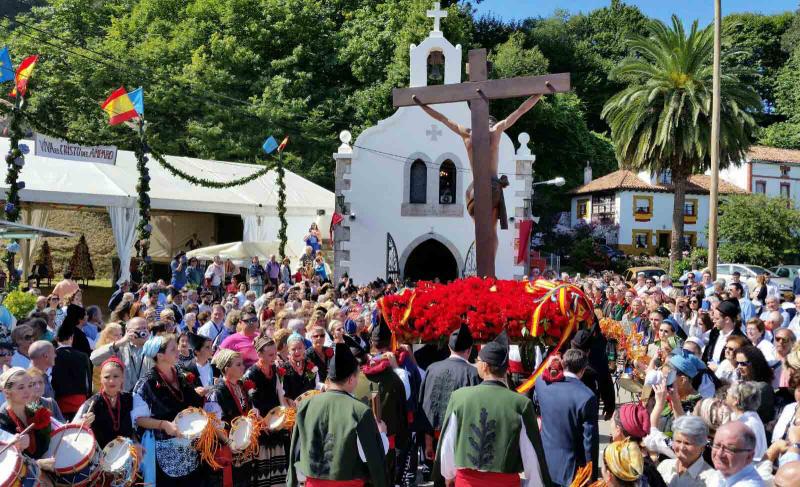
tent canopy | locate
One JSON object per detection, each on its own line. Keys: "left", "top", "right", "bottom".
{"left": 186, "top": 241, "right": 301, "bottom": 266}
{"left": 0, "top": 137, "right": 333, "bottom": 217}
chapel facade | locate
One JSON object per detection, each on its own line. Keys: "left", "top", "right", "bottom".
{"left": 332, "top": 5, "right": 536, "bottom": 284}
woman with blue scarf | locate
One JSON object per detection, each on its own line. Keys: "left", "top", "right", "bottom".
{"left": 134, "top": 335, "right": 205, "bottom": 486}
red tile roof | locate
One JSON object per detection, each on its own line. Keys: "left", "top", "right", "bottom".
{"left": 747, "top": 146, "right": 800, "bottom": 164}
{"left": 570, "top": 169, "right": 746, "bottom": 195}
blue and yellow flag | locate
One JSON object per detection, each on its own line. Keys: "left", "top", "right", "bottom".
{"left": 0, "top": 47, "right": 13, "bottom": 84}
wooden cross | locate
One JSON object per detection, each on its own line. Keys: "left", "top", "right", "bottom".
{"left": 393, "top": 49, "right": 570, "bottom": 277}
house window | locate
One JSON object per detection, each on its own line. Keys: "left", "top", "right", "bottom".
{"left": 781, "top": 183, "right": 791, "bottom": 199}
{"left": 633, "top": 230, "right": 651, "bottom": 249}
{"left": 577, "top": 198, "right": 589, "bottom": 220}
{"left": 781, "top": 166, "right": 790, "bottom": 177}
{"left": 755, "top": 181, "right": 766, "bottom": 194}
{"left": 633, "top": 195, "right": 653, "bottom": 221}
{"left": 684, "top": 198, "right": 698, "bottom": 224}
{"left": 409, "top": 159, "right": 427, "bottom": 204}
{"left": 659, "top": 170, "right": 672, "bottom": 185}
{"left": 682, "top": 232, "right": 697, "bottom": 249}
{"left": 438, "top": 160, "right": 456, "bottom": 204}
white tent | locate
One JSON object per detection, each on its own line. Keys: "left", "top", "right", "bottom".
{"left": 187, "top": 241, "right": 301, "bottom": 266}
{"left": 0, "top": 137, "right": 334, "bottom": 283}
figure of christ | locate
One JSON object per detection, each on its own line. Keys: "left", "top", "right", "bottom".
{"left": 413, "top": 93, "right": 543, "bottom": 255}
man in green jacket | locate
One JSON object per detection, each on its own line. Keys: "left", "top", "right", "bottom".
{"left": 435, "top": 331, "right": 552, "bottom": 486}
{"left": 288, "top": 343, "right": 389, "bottom": 487}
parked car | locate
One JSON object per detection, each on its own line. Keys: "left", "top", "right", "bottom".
{"left": 624, "top": 266, "right": 667, "bottom": 284}
{"left": 599, "top": 244, "right": 625, "bottom": 261}
{"left": 680, "top": 264, "right": 794, "bottom": 301}
{"left": 771, "top": 265, "right": 800, "bottom": 282}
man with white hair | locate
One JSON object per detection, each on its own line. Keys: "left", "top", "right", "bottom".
{"left": 288, "top": 318, "right": 311, "bottom": 348}
{"left": 659, "top": 275, "right": 676, "bottom": 298}
{"left": 760, "top": 296, "right": 790, "bottom": 328}
{"left": 29, "top": 340, "right": 56, "bottom": 399}
{"left": 657, "top": 415, "right": 716, "bottom": 485}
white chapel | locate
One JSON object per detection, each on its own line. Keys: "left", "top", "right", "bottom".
{"left": 332, "top": 3, "right": 536, "bottom": 284}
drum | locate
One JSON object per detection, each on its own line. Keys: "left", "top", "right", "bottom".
{"left": 263, "top": 406, "right": 296, "bottom": 432}
{"left": 100, "top": 437, "right": 138, "bottom": 486}
{"left": 229, "top": 416, "right": 256, "bottom": 454}
{"left": 0, "top": 441, "right": 38, "bottom": 487}
{"left": 174, "top": 407, "right": 209, "bottom": 441}
{"left": 53, "top": 447, "right": 101, "bottom": 487}
{"left": 47, "top": 424, "right": 99, "bottom": 475}
{"left": 295, "top": 389, "right": 321, "bottom": 404}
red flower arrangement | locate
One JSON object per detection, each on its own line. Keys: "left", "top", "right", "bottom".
{"left": 305, "top": 361, "right": 316, "bottom": 372}
{"left": 277, "top": 367, "right": 287, "bottom": 378}
{"left": 243, "top": 380, "right": 256, "bottom": 391}
{"left": 324, "top": 348, "right": 334, "bottom": 359}
{"left": 32, "top": 407, "right": 51, "bottom": 430}
{"left": 184, "top": 372, "right": 197, "bottom": 385}
{"left": 379, "top": 278, "right": 593, "bottom": 344}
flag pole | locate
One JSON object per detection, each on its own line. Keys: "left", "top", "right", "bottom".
{"left": 708, "top": 0, "right": 722, "bottom": 279}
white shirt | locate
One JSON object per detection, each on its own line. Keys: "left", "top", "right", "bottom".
{"left": 772, "top": 402, "right": 797, "bottom": 443}
{"left": 198, "top": 320, "right": 225, "bottom": 342}
{"left": 204, "top": 263, "right": 224, "bottom": 286}
{"left": 736, "top": 410, "right": 767, "bottom": 462}
{"left": 196, "top": 361, "right": 214, "bottom": 388}
{"left": 755, "top": 339, "right": 776, "bottom": 362}
{"left": 712, "top": 328, "right": 734, "bottom": 364}
{"left": 439, "top": 412, "right": 544, "bottom": 485}
{"left": 656, "top": 456, "right": 715, "bottom": 487}
{"left": 788, "top": 314, "right": 800, "bottom": 337}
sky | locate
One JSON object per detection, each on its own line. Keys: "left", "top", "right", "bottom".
{"left": 472, "top": 0, "right": 798, "bottom": 25}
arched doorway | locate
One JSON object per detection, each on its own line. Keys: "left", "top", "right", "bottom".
{"left": 403, "top": 238, "right": 459, "bottom": 283}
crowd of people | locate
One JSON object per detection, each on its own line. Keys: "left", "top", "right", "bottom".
{"left": 0, "top": 257, "right": 799, "bottom": 486}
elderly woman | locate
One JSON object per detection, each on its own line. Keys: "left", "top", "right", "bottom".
{"left": 725, "top": 381, "right": 768, "bottom": 462}
{"left": 746, "top": 317, "right": 776, "bottom": 361}
{"left": 10, "top": 324, "right": 35, "bottom": 368}
{"left": 159, "top": 308, "right": 178, "bottom": 334}
{"left": 218, "top": 305, "right": 260, "bottom": 367}
{"left": 656, "top": 415, "right": 715, "bottom": 485}
{"left": 280, "top": 332, "right": 320, "bottom": 400}
{"left": 600, "top": 440, "right": 645, "bottom": 487}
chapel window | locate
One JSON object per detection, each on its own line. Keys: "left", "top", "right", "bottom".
{"left": 439, "top": 160, "right": 456, "bottom": 204}
{"left": 409, "top": 159, "right": 427, "bottom": 204}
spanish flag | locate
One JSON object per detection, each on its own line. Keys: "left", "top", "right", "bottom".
{"left": 101, "top": 86, "right": 139, "bottom": 125}
{"left": 10, "top": 54, "right": 37, "bottom": 98}
{"left": 277, "top": 136, "right": 289, "bottom": 152}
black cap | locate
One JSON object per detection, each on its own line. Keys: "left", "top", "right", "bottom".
{"left": 478, "top": 330, "right": 509, "bottom": 368}
{"left": 328, "top": 343, "right": 358, "bottom": 381}
{"left": 371, "top": 316, "right": 393, "bottom": 348}
{"left": 717, "top": 299, "right": 740, "bottom": 319}
{"left": 448, "top": 323, "right": 474, "bottom": 352}
{"left": 343, "top": 334, "right": 365, "bottom": 358}
{"left": 655, "top": 306, "right": 672, "bottom": 318}
{"left": 570, "top": 329, "right": 592, "bottom": 350}
{"left": 187, "top": 332, "right": 210, "bottom": 351}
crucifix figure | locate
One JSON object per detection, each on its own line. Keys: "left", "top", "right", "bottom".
{"left": 393, "top": 49, "right": 570, "bottom": 277}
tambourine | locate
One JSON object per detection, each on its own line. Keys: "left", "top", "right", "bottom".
{"left": 263, "top": 406, "right": 296, "bottom": 431}
{"left": 295, "top": 389, "right": 322, "bottom": 404}
{"left": 174, "top": 407, "right": 209, "bottom": 441}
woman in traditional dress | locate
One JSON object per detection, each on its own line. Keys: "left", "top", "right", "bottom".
{"left": 0, "top": 367, "right": 62, "bottom": 486}
{"left": 133, "top": 335, "right": 205, "bottom": 486}
{"left": 206, "top": 350, "right": 253, "bottom": 486}
{"left": 75, "top": 357, "right": 143, "bottom": 449}
{"left": 27, "top": 368, "right": 65, "bottom": 422}
{"left": 244, "top": 337, "right": 290, "bottom": 487}
{"left": 279, "top": 333, "right": 320, "bottom": 401}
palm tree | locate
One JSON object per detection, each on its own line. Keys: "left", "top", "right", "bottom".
{"left": 602, "top": 15, "right": 760, "bottom": 272}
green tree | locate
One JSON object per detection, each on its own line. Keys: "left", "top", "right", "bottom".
{"left": 718, "top": 194, "right": 800, "bottom": 267}
{"left": 602, "top": 16, "right": 761, "bottom": 272}
{"left": 761, "top": 47, "right": 800, "bottom": 149}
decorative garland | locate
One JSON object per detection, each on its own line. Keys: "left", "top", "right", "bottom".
{"left": 2, "top": 96, "right": 27, "bottom": 287}
{"left": 134, "top": 120, "right": 152, "bottom": 282}
{"left": 150, "top": 150, "right": 274, "bottom": 189}
{"left": 276, "top": 153, "right": 288, "bottom": 258}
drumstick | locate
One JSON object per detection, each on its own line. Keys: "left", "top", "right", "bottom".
{"left": 0, "top": 423, "right": 35, "bottom": 455}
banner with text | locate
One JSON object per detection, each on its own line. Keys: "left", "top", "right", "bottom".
{"left": 34, "top": 133, "right": 117, "bottom": 165}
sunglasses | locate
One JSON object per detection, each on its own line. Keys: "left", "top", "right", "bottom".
{"left": 690, "top": 300, "right": 699, "bottom": 303}
{"left": 724, "top": 346, "right": 738, "bottom": 352}
{"left": 736, "top": 360, "right": 751, "bottom": 368}
{"left": 776, "top": 336, "right": 794, "bottom": 343}
{"left": 242, "top": 317, "right": 258, "bottom": 324}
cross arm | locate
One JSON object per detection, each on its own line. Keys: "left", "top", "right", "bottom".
{"left": 392, "top": 73, "right": 571, "bottom": 107}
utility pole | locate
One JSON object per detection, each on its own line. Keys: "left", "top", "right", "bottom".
{"left": 708, "top": 0, "right": 722, "bottom": 279}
